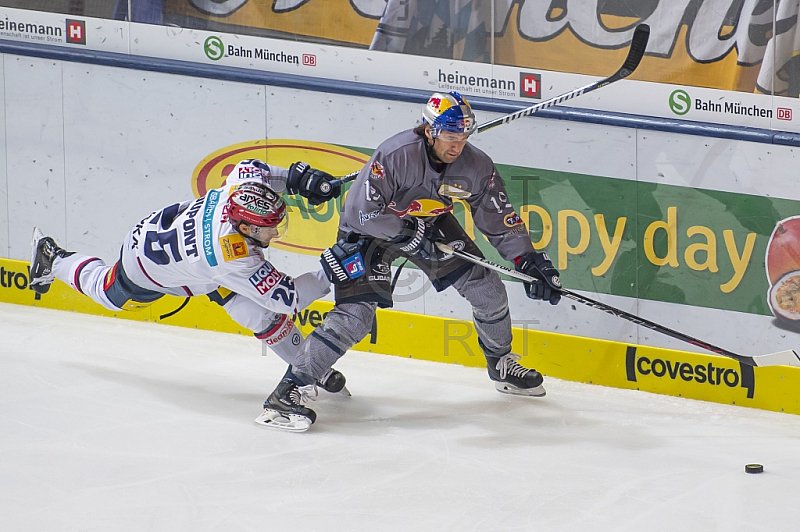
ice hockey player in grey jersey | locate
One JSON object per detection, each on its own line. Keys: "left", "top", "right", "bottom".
{"left": 273, "top": 91, "right": 563, "bottom": 428}
{"left": 29, "top": 159, "right": 346, "bottom": 432}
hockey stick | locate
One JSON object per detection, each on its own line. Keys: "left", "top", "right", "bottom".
{"left": 435, "top": 242, "right": 800, "bottom": 368}
{"left": 331, "top": 25, "right": 649, "bottom": 188}
{"left": 332, "top": 170, "right": 360, "bottom": 187}
{"left": 477, "top": 23, "right": 650, "bottom": 133}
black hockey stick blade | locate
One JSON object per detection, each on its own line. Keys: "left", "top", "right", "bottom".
{"left": 435, "top": 242, "right": 800, "bottom": 368}
{"left": 333, "top": 26, "right": 652, "bottom": 184}
{"left": 477, "top": 23, "right": 650, "bottom": 133}
{"left": 614, "top": 23, "right": 650, "bottom": 81}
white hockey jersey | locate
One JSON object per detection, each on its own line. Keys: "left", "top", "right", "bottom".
{"left": 120, "top": 160, "right": 330, "bottom": 316}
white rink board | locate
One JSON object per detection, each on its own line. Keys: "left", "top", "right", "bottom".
{"left": 0, "top": 55, "right": 7, "bottom": 256}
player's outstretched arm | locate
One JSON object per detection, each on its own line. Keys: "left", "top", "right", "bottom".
{"left": 286, "top": 162, "right": 342, "bottom": 206}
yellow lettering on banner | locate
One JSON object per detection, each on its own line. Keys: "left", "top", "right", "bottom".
{"left": 721, "top": 230, "right": 756, "bottom": 293}
{"left": 521, "top": 204, "right": 552, "bottom": 249}
{"left": 456, "top": 201, "right": 754, "bottom": 294}
{"left": 685, "top": 226, "right": 718, "bottom": 272}
{"left": 644, "top": 206, "right": 679, "bottom": 267}
{"left": 592, "top": 214, "right": 626, "bottom": 276}
{"left": 457, "top": 199, "right": 476, "bottom": 241}
{"left": 557, "top": 210, "right": 590, "bottom": 270}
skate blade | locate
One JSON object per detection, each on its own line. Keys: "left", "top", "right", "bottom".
{"left": 319, "top": 384, "right": 351, "bottom": 397}
{"left": 29, "top": 281, "right": 52, "bottom": 295}
{"left": 494, "top": 381, "right": 546, "bottom": 397}
{"left": 254, "top": 410, "right": 312, "bottom": 433}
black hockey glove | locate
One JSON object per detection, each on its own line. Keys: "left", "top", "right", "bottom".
{"left": 516, "top": 251, "right": 562, "bottom": 305}
{"left": 391, "top": 218, "right": 441, "bottom": 261}
{"left": 320, "top": 232, "right": 367, "bottom": 285}
{"left": 287, "top": 162, "right": 342, "bottom": 206}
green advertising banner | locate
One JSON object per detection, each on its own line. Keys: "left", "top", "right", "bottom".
{"left": 463, "top": 163, "right": 800, "bottom": 319}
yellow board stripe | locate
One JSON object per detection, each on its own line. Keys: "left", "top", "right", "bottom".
{"left": 3, "top": 256, "right": 799, "bottom": 415}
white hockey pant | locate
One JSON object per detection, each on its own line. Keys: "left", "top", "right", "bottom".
{"left": 52, "top": 253, "right": 123, "bottom": 311}
{"left": 222, "top": 294, "right": 305, "bottom": 366}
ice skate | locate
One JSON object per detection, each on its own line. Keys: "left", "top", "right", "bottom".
{"left": 319, "top": 367, "right": 350, "bottom": 396}
{"left": 487, "top": 353, "right": 546, "bottom": 397}
{"left": 255, "top": 379, "right": 317, "bottom": 432}
{"left": 29, "top": 227, "right": 72, "bottom": 295}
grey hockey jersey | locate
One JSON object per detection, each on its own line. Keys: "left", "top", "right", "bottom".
{"left": 340, "top": 129, "right": 534, "bottom": 262}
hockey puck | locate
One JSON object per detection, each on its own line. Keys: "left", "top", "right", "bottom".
{"left": 745, "top": 464, "right": 764, "bottom": 474}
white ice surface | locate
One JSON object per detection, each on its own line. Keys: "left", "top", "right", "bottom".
{"left": 2, "top": 302, "right": 800, "bottom": 531}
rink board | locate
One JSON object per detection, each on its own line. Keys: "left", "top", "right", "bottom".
{"left": 4, "top": 256, "right": 799, "bottom": 416}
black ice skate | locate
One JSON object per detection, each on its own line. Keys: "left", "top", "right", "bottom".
{"left": 487, "top": 353, "right": 546, "bottom": 397}
{"left": 255, "top": 379, "right": 318, "bottom": 432}
{"left": 319, "top": 368, "right": 351, "bottom": 396}
{"left": 29, "top": 227, "right": 73, "bottom": 295}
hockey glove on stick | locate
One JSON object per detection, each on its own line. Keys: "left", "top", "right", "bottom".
{"left": 287, "top": 162, "right": 342, "bottom": 206}
{"left": 320, "top": 232, "right": 367, "bottom": 285}
{"left": 516, "top": 252, "right": 562, "bottom": 305}
{"left": 391, "top": 218, "right": 442, "bottom": 261}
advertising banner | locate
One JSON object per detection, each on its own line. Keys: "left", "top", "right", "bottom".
{"left": 163, "top": 0, "right": 800, "bottom": 96}
{"left": 5, "top": 5, "right": 800, "bottom": 132}
{"left": 0, "top": 7, "right": 128, "bottom": 53}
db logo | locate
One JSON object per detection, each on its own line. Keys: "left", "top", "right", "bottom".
{"left": 303, "top": 54, "right": 316, "bottom": 67}
{"left": 66, "top": 19, "right": 86, "bottom": 45}
{"left": 778, "top": 107, "right": 793, "bottom": 121}
{"left": 519, "top": 73, "right": 541, "bottom": 99}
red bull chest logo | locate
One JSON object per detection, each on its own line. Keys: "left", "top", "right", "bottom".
{"left": 388, "top": 198, "right": 453, "bottom": 217}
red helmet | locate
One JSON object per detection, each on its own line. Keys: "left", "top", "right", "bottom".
{"left": 227, "top": 183, "right": 286, "bottom": 228}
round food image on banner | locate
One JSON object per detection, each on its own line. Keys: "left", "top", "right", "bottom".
{"left": 192, "top": 139, "right": 368, "bottom": 255}
{"left": 766, "top": 215, "right": 800, "bottom": 323}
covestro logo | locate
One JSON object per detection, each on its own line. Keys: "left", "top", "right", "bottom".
{"left": 625, "top": 346, "right": 755, "bottom": 399}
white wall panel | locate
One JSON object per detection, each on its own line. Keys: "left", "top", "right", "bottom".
{"left": 264, "top": 87, "right": 419, "bottom": 153}
{"left": 5, "top": 56, "right": 66, "bottom": 261}
{"left": 0, "top": 55, "right": 7, "bottom": 256}
{"left": 57, "top": 64, "right": 267, "bottom": 260}
{"left": 637, "top": 131, "right": 800, "bottom": 200}
{"left": 472, "top": 112, "right": 638, "bottom": 182}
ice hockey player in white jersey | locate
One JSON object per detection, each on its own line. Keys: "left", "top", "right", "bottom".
{"left": 30, "top": 159, "right": 345, "bottom": 432}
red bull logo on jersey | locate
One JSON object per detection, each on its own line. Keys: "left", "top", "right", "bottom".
{"left": 388, "top": 198, "right": 453, "bottom": 217}
{"left": 369, "top": 161, "right": 385, "bottom": 180}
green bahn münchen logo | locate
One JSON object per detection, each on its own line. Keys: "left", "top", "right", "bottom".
{"left": 204, "top": 36, "right": 224, "bottom": 61}
{"left": 669, "top": 89, "right": 691, "bottom": 115}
